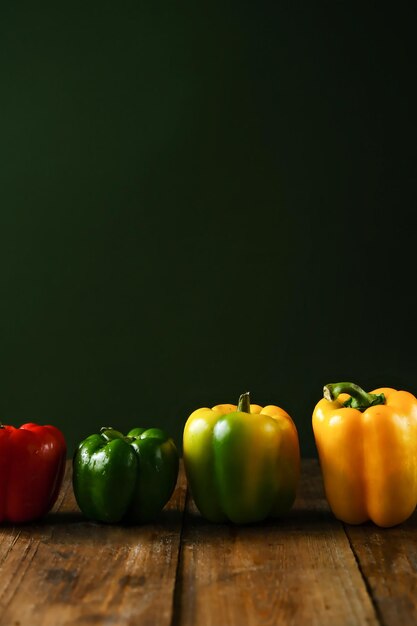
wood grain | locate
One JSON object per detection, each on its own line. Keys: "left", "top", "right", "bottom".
{"left": 345, "top": 512, "right": 417, "bottom": 626}
{"left": 175, "top": 459, "right": 379, "bottom": 626}
{"left": 0, "top": 461, "right": 186, "bottom": 626}
{"left": 2, "top": 459, "right": 417, "bottom": 626}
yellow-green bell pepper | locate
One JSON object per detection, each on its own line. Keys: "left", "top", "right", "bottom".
{"left": 183, "top": 392, "right": 300, "bottom": 523}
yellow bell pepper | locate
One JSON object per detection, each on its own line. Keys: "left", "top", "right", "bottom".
{"left": 313, "top": 381, "right": 417, "bottom": 527}
{"left": 183, "top": 392, "right": 300, "bottom": 523}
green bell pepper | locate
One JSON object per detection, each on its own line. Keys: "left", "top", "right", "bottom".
{"left": 73, "top": 426, "right": 179, "bottom": 523}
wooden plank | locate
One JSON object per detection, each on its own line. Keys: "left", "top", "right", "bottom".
{"left": 344, "top": 511, "right": 417, "bottom": 626}
{"left": 175, "top": 459, "right": 379, "bottom": 626}
{"left": 0, "top": 460, "right": 186, "bottom": 626}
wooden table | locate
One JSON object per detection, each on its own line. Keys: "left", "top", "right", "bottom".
{"left": 1, "top": 460, "right": 416, "bottom": 626}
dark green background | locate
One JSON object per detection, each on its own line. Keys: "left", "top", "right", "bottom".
{"left": 1, "top": 3, "right": 416, "bottom": 456}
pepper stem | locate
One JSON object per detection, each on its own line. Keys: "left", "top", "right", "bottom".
{"left": 100, "top": 427, "right": 125, "bottom": 442}
{"left": 323, "top": 382, "right": 385, "bottom": 411}
{"left": 237, "top": 391, "right": 251, "bottom": 413}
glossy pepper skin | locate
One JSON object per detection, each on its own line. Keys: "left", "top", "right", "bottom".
{"left": 313, "top": 382, "right": 417, "bottom": 527}
{"left": 73, "top": 427, "right": 179, "bottom": 523}
{"left": 0, "top": 423, "right": 67, "bottom": 523}
{"left": 183, "top": 392, "right": 300, "bottom": 524}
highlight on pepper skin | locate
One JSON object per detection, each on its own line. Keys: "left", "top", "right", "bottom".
{"left": 313, "top": 381, "right": 417, "bottom": 527}
{"left": 183, "top": 391, "right": 300, "bottom": 524}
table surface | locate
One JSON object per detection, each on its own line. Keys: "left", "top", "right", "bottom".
{"left": 0, "top": 460, "right": 416, "bottom": 626}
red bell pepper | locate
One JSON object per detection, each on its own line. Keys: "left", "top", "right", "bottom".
{"left": 0, "top": 422, "right": 66, "bottom": 523}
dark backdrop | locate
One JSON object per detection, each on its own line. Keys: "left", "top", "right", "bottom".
{"left": 1, "top": 3, "right": 416, "bottom": 456}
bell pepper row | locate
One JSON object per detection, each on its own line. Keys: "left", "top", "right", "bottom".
{"left": 1, "top": 381, "right": 416, "bottom": 528}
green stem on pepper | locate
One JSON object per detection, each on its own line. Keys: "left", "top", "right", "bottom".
{"left": 323, "top": 382, "right": 385, "bottom": 411}
{"left": 100, "top": 427, "right": 125, "bottom": 442}
{"left": 237, "top": 391, "right": 251, "bottom": 413}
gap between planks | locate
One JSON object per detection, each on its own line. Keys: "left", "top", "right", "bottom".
{"left": 2, "top": 461, "right": 417, "bottom": 626}
{"left": 0, "top": 461, "right": 187, "bottom": 626}
{"left": 343, "top": 514, "right": 417, "bottom": 626}
{"left": 173, "top": 459, "right": 380, "bottom": 626}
